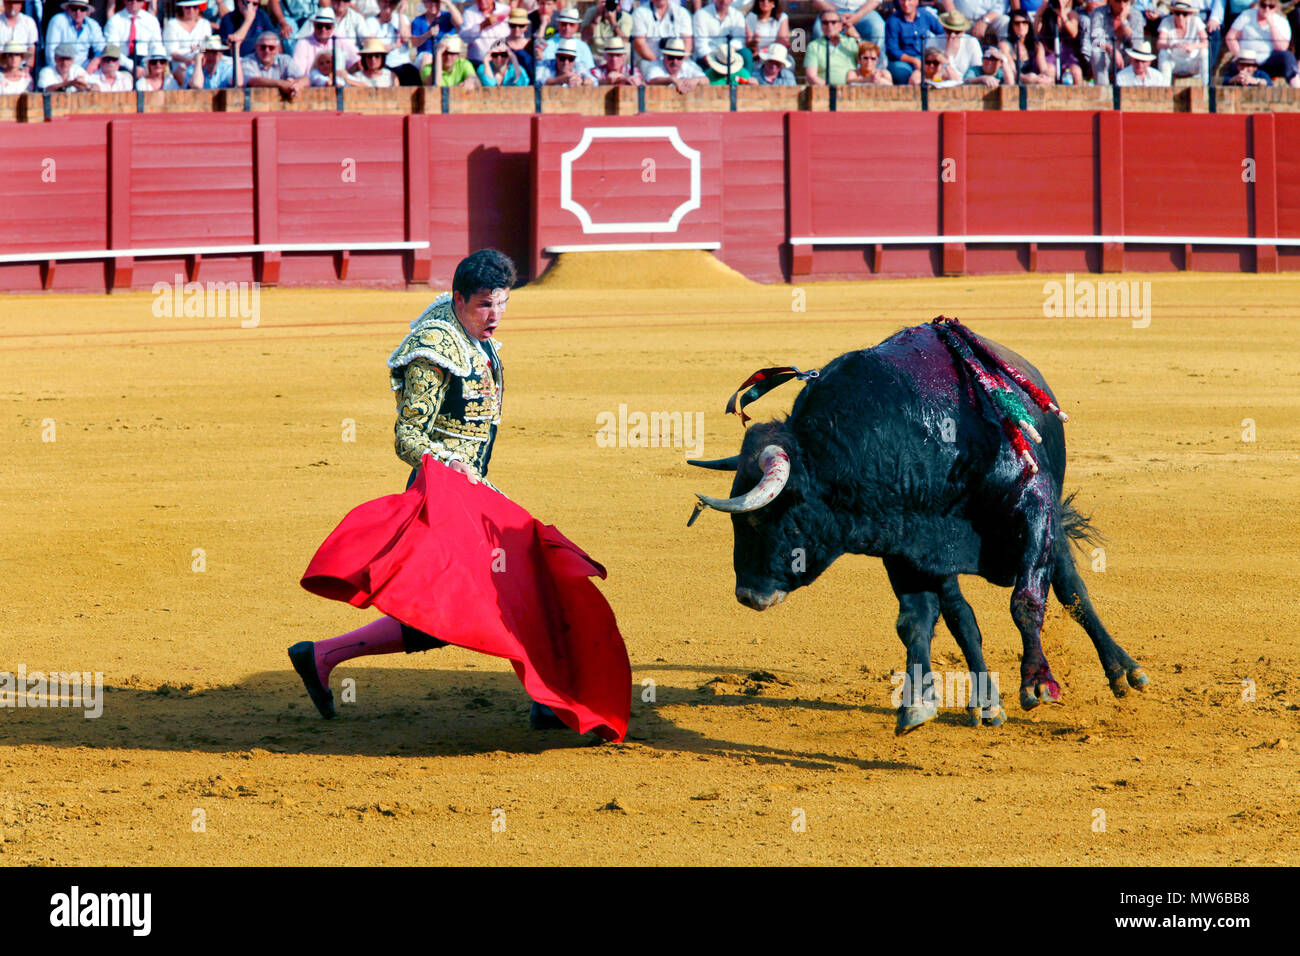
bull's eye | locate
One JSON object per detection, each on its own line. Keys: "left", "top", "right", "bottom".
{"left": 746, "top": 515, "right": 761, "bottom": 529}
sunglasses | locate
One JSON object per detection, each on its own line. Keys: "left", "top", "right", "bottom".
{"left": 822, "top": 17, "right": 840, "bottom": 23}
{"left": 925, "top": 59, "right": 941, "bottom": 65}
{"left": 257, "top": 43, "right": 277, "bottom": 49}
{"left": 557, "top": 53, "right": 575, "bottom": 60}
{"left": 491, "top": 50, "right": 508, "bottom": 57}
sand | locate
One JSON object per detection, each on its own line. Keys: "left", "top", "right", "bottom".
{"left": 1, "top": 268, "right": 1298, "bottom": 865}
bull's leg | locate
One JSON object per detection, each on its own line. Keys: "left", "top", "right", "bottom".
{"left": 1051, "top": 539, "right": 1148, "bottom": 698}
{"left": 938, "top": 576, "right": 1005, "bottom": 727}
{"left": 1011, "top": 485, "right": 1062, "bottom": 710}
{"left": 884, "top": 558, "right": 942, "bottom": 736}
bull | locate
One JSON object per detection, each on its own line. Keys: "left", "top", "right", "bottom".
{"left": 687, "top": 318, "right": 1147, "bottom": 735}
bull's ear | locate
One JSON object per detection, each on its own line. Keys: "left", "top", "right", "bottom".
{"left": 686, "top": 456, "right": 740, "bottom": 471}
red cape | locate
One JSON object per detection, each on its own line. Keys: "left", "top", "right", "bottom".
{"left": 301, "top": 457, "right": 631, "bottom": 741}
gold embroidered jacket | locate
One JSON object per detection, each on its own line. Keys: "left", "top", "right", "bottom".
{"left": 388, "top": 295, "right": 504, "bottom": 481}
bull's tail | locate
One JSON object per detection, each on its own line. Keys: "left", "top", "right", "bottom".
{"left": 1058, "top": 489, "right": 1103, "bottom": 551}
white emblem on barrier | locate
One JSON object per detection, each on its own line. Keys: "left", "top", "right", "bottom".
{"left": 559, "top": 127, "right": 702, "bottom": 235}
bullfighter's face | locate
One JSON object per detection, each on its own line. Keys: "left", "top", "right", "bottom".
{"left": 454, "top": 287, "right": 509, "bottom": 340}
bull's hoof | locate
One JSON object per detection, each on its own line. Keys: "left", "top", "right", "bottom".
{"left": 895, "top": 703, "right": 938, "bottom": 736}
{"left": 968, "top": 705, "right": 1006, "bottom": 727}
{"left": 1109, "top": 667, "right": 1148, "bottom": 699}
{"left": 1127, "top": 667, "right": 1148, "bottom": 690}
{"left": 1019, "top": 680, "right": 1062, "bottom": 710}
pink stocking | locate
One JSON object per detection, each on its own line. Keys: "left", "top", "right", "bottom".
{"left": 312, "top": 616, "right": 406, "bottom": 687}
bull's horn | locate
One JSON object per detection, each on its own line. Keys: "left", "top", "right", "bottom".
{"left": 686, "top": 455, "right": 740, "bottom": 471}
{"left": 693, "top": 445, "right": 790, "bottom": 515}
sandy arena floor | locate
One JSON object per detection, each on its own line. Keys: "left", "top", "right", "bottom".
{"left": 1, "top": 265, "right": 1298, "bottom": 866}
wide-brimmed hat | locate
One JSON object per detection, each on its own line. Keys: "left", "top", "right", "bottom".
{"left": 1, "top": 40, "right": 26, "bottom": 54}
{"left": 603, "top": 37, "right": 628, "bottom": 55}
{"left": 938, "top": 10, "right": 970, "bottom": 31}
{"left": 101, "top": 43, "right": 123, "bottom": 60}
{"left": 556, "top": 6, "right": 580, "bottom": 22}
{"left": 177, "top": 0, "right": 206, "bottom": 6}
{"left": 761, "top": 43, "right": 790, "bottom": 68}
{"left": 201, "top": 35, "right": 229, "bottom": 51}
{"left": 146, "top": 50, "right": 170, "bottom": 62}
{"left": 706, "top": 45, "right": 745, "bottom": 75}
{"left": 439, "top": 35, "right": 465, "bottom": 54}
{"left": 312, "top": 8, "right": 335, "bottom": 22}
{"left": 54, "top": 42, "right": 76, "bottom": 58}
{"left": 555, "top": 36, "right": 579, "bottom": 57}
{"left": 1235, "top": 49, "right": 1258, "bottom": 63}
{"left": 359, "top": 37, "right": 388, "bottom": 55}
{"left": 507, "top": 7, "right": 528, "bottom": 23}
{"left": 60, "top": 0, "right": 92, "bottom": 9}
{"left": 1126, "top": 39, "right": 1156, "bottom": 61}
{"left": 660, "top": 36, "right": 687, "bottom": 58}
{"left": 1170, "top": 0, "right": 1195, "bottom": 10}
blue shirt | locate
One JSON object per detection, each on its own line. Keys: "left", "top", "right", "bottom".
{"left": 186, "top": 55, "right": 235, "bottom": 88}
{"left": 477, "top": 59, "right": 529, "bottom": 85}
{"left": 219, "top": 8, "right": 276, "bottom": 59}
{"left": 885, "top": 7, "right": 942, "bottom": 62}
{"left": 44, "top": 12, "right": 104, "bottom": 69}
{"left": 411, "top": 12, "right": 456, "bottom": 56}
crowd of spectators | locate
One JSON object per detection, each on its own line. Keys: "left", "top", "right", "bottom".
{"left": 0, "top": 0, "right": 1296, "bottom": 95}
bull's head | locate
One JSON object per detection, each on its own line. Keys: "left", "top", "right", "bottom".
{"left": 688, "top": 422, "right": 839, "bottom": 612}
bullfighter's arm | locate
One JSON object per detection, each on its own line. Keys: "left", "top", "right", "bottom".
{"left": 394, "top": 358, "right": 477, "bottom": 475}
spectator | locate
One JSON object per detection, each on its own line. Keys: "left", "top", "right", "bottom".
{"left": 592, "top": 34, "right": 642, "bottom": 83}
{"left": 504, "top": 6, "right": 534, "bottom": 79}
{"left": 928, "top": 10, "right": 982, "bottom": 80}
{"left": 745, "top": 0, "right": 789, "bottom": 58}
{"left": 426, "top": 32, "right": 477, "bottom": 84}
{"left": 885, "top": 0, "right": 942, "bottom": 84}
{"left": 538, "top": 6, "right": 593, "bottom": 72}
{"left": 220, "top": 0, "right": 276, "bottom": 59}
{"left": 812, "top": 0, "right": 885, "bottom": 52}
{"left": 275, "top": 0, "right": 318, "bottom": 45}
{"left": 461, "top": 0, "right": 510, "bottom": 65}
{"left": 187, "top": 33, "right": 237, "bottom": 86}
{"left": 1189, "top": 0, "right": 1224, "bottom": 73}
{"left": 1037, "top": 0, "right": 1084, "bottom": 85}
{"left": 631, "top": 0, "right": 693, "bottom": 74}
{"left": 291, "top": 8, "right": 358, "bottom": 76}
{"left": 164, "top": 0, "right": 212, "bottom": 76}
{"left": 44, "top": 0, "right": 103, "bottom": 72}
{"left": 694, "top": 0, "right": 746, "bottom": 69}
{"left": 951, "top": 0, "right": 1009, "bottom": 42}
{"left": 846, "top": 38, "right": 892, "bottom": 81}
{"left": 324, "top": 0, "right": 367, "bottom": 41}
{"left": 1225, "top": 0, "right": 1298, "bottom": 87}
{"left": 0, "top": 0, "right": 38, "bottom": 69}
{"left": 308, "top": 45, "right": 340, "bottom": 81}
{"left": 921, "top": 43, "right": 963, "bottom": 83}
{"left": 643, "top": 33, "right": 705, "bottom": 90}
{"left": 704, "top": 39, "right": 748, "bottom": 81}
{"left": 364, "top": 0, "right": 413, "bottom": 80}
{"left": 530, "top": 0, "right": 559, "bottom": 43}
{"left": 351, "top": 35, "right": 394, "bottom": 83}
{"left": 135, "top": 48, "right": 179, "bottom": 87}
{"left": 806, "top": 7, "right": 860, "bottom": 84}
{"left": 38, "top": 40, "right": 91, "bottom": 87}
{"left": 535, "top": 33, "right": 594, "bottom": 83}
{"left": 104, "top": 0, "right": 164, "bottom": 74}
{"left": 1115, "top": 37, "right": 1168, "bottom": 82}
{"left": 1083, "top": 0, "right": 1142, "bottom": 83}
{"left": 0, "top": 38, "right": 32, "bottom": 90}
{"left": 968, "top": 42, "right": 1013, "bottom": 83}
{"left": 1224, "top": 46, "right": 1270, "bottom": 83}
{"left": 754, "top": 38, "right": 795, "bottom": 82}
{"left": 86, "top": 42, "right": 133, "bottom": 88}
{"left": 410, "top": 0, "right": 460, "bottom": 64}
{"left": 581, "top": 0, "right": 633, "bottom": 60}
{"left": 477, "top": 35, "right": 527, "bottom": 82}
{"left": 1157, "top": 0, "right": 1208, "bottom": 84}
{"left": 241, "top": 28, "right": 307, "bottom": 95}
{"left": 1001, "top": 8, "right": 1050, "bottom": 80}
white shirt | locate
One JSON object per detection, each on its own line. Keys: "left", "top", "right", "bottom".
{"left": 38, "top": 63, "right": 89, "bottom": 89}
{"left": 692, "top": 3, "right": 745, "bottom": 60}
{"left": 0, "top": 12, "right": 39, "bottom": 51}
{"left": 745, "top": 10, "right": 787, "bottom": 47}
{"left": 953, "top": 0, "right": 1007, "bottom": 23}
{"left": 0, "top": 71, "right": 33, "bottom": 93}
{"left": 1115, "top": 62, "right": 1169, "bottom": 85}
{"left": 460, "top": 2, "right": 511, "bottom": 63}
{"left": 926, "top": 33, "right": 981, "bottom": 78}
{"left": 136, "top": 71, "right": 181, "bottom": 90}
{"left": 364, "top": 13, "right": 411, "bottom": 67}
{"left": 87, "top": 68, "right": 134, "bottom": 91}
{"left": 162, "top": 17, "right": 212, "bottom": 64}
{"left": 631, "top": 2, "right": 694, "bottom": 68}
{"left": 1229, "top": 10, "right": 1289, "bottom": 61}
{"left": 296, "top": 8, "right": 368, "bottom": 41}
{"left": 642, "top": 54, "right": 705, "bottom": 80}
{"left": 104, "top": 9, "right": 165, "bottom": 63}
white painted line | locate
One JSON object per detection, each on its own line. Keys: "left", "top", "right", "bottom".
{"left": 0, "top": 241, "right": 430, "bottom": 265}
{"left": 559, "top": 126, "right": 702, "bottom": 235}
{"left": 789, "top": 234, "right": 1300, "bottom": 247}
{"left": 545, "top": 242, "right": 721, "bottom": 253}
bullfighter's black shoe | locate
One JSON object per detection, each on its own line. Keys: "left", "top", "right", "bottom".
{"left": 528, "top": 702, "right": 567, "bottom": 730}
{"left": 288, "top": 641, "right": 335, "bottom": 720}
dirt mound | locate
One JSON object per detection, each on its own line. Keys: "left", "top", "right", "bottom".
{"left": 533, "top": 250, "right": 753, "bottom": 289}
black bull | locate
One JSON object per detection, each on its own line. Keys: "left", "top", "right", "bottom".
{"left": 688, "top": 322, "right": 1147, "bottom": 735}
